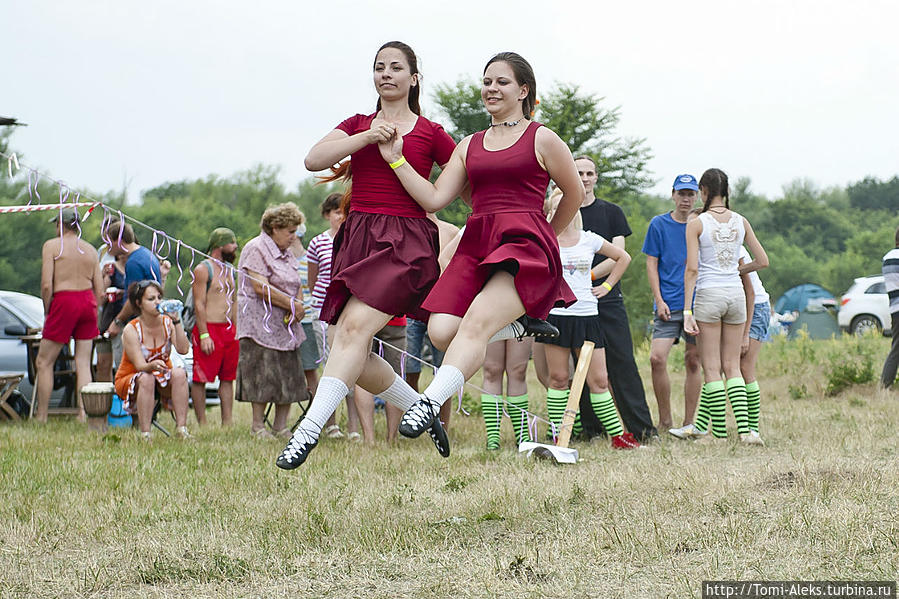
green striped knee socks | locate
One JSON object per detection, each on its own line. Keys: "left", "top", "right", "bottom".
{"left": 481, "top": 394, "right": 502, "bottom": 450}
{"left": 507, "top": 394, "right": 531, "bottom": 445}
{"left": 694, "top": 383, "right": 712, "bottom": 433}
{"left": 745, "top": 380, "right": 761, "bottom": 433}
{"left": 727, "top": 377, "right": 749, "bottom": 435}
{"left": 705, "top": 380, "right": 728, "bottom": 438}
{"left": 546, "top": 388, "right": 581, "bottom": 438}
{"left": 590, "top": 391, "right": 623, "bottom": 437}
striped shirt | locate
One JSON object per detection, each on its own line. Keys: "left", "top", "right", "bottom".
{"left": 306, "top": 230, "right": 335, "bottom": 316}
{"left": 296, "top": 255, "right": 314, "bottom": 325}
{"left": 883, "top": 247, "right": 899, "bottom": 315}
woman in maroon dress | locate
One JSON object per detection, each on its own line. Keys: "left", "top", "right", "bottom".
{"left": 379, "top": 52, "right": 583, "bottom": 447}
{"left": 277, "top": 41, "right": 457, "bottom": 469}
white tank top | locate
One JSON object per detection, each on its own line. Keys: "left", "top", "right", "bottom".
{"left": 697, "top": 211, "right": 745, "bottom": 289}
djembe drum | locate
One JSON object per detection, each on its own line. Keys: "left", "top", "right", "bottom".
{"left": 81, "top": 382, "right": 114, "bottom": 433}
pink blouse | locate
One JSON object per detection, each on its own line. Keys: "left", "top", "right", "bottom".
{"left": 237, "top": 232, "right": 305, "bottom": 351}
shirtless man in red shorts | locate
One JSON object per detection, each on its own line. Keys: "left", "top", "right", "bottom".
{"left": 36, "top": 207, "right": 103, "bottom": 422}
{"left": 190, "top": 227, "right": 239, "bottom": 426}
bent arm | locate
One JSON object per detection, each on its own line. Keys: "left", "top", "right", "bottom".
{"left": 305, "top": 129, "right": 372, "bottom": 172}
{"left": 740, "top": 258, "right": 755, "bottom": 342}
{"left": 738, "top": 219, "right": 769, "bottom": 275}
{"left": 385, "top": 139, "right": 470, "bottom": 212}
{"left": 591, "top": 236, "right": 625, "bottom": 279}
{"left": 122, "top": 326, "right": 151, "bottom": 372}
{"left": 599, "top": 243, "right": 632, "bottom": 290}
{"left": 171, "top": 318, "right": 190, "bottom": 355}
{"left": 243, "top": 268, "right": 302, "bottom": 315}
{"left": 539, "top": 129, "right": 582, "bottom": 236}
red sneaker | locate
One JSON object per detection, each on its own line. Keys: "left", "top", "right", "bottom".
{"left": 611, "top": 434, "right": 640, "bottom": 450}
{"left": 622, "top": 432, "right": 642, "bottom": 448}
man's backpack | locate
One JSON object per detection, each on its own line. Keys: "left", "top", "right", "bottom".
{"left": 182, "top": 260, "right": 213, "bottom": 335}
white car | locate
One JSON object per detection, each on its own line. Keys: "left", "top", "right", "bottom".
{"left": 838, "top": 275, "right": 891, "bottom": 336}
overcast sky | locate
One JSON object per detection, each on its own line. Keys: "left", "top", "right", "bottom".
{"left": 4, "top": 0, "right": 897, "bottom": 204}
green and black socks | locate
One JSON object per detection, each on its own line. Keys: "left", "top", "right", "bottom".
{"left": 546, "top": 388, "right": 581, "bottom": 439}
{"left": 745, "top": 380, "right": 761, "bottom": 433}
{"left": 704, "top": 380, "right": 728, "bottom": 438}
{"left": 726, "top": 377, "right": 749, "bottom": 435}
{"left": 481, "top": 393, "right": 502, "bottom": 450}
{"left": 507, "top": 394, "right": 531, "bottom": 445}
{"left": 481, "top": 393, "right": 533, "bottom": 450}
{"left": 590, "top": 391, "right": 623, "bottom": 438}
{"left": 694, "top": 383, "right": 712, "bottom": 433}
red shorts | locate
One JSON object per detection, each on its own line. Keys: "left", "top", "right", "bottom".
{"left": 191, "top": 322, "right": 238, "bottom": 383}
{"left": 42, "top": 289, "right": 99, "bottom": 343}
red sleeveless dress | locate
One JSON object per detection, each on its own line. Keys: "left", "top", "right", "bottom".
{"left": 422, "top": 121, "right": 576, "bottom": 319}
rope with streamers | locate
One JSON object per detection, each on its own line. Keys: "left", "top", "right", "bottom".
{"left": 1, "top": 150, "right": 557, "bottom": 435}
{"left": 0, "top": 150, "right": 301, "bottom": 341}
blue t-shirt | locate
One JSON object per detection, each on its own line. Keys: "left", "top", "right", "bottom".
{"left": 124, "top": 246, "right": 162, "bottom": 292}
{"left": 641, "top": 212, "right": 687, "bottom": 311}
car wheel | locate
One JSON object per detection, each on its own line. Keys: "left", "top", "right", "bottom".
{"left": 850, "top": 314, "right": 882, "bottom": 336}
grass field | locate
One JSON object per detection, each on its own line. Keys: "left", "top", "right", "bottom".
{"left": 2, "top": 333, "right": 897, "bottom": 598}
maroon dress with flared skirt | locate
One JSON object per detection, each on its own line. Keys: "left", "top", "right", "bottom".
{"left": 422, "top": 121, "right": 576, "bottom": 319}
{"left": 318, "top": 113, "right": 456, "bottom": 324}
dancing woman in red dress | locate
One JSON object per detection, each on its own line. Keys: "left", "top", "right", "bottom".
{"left": 277, "top": 41, "right": 457, "bottom": 469}
{"left": 378, "top": 52, "right": 583, "bottom": 446}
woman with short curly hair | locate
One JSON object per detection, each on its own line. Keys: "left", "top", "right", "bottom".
{"left": 237, "top": 201, "right": 309, "bottom": 438}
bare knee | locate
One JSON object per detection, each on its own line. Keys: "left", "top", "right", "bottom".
{"left": 548, "top": 367, "right": 569, "bottom": 390}
{"left": 482, "top": 359, "right": 504, "bottom": 385}
{"left": 649, "top": 351, "right": 669, "bottom": 371}
{"left": 685, "top": 350, "right": 701, "bottom": 373}
{"left": 428, "top": 317, "right": 459, "bottom": 351}
{"left": 507, "top": 361, "right": 528, "bottom": 385}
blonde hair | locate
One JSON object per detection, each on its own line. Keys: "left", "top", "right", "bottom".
{"left": 546, "top": 188, "right": 582, "bottom": 232}
{"left": 260, "top": 202, "right": 304, "bottom": 235}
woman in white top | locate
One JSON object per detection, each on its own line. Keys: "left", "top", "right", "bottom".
{"left": 684, "top": 168, "right": 768, "bottom": 443}
{"left": 541, "top": 190, "right": 640, "bottom": 449}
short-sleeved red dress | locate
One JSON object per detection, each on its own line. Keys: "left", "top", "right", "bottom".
{"left": 319, "top": 113, "right": 456, "bottom": 324}
{"left": 422, "top": 121, "right": 576, "bottom": 319}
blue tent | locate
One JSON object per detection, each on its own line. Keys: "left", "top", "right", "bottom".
{"left": 774, "top": 284, "right": 835, "bottom": 315}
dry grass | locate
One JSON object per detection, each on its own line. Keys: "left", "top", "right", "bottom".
{"left": 1, "top": 334, "right": 898, "bottom": 598}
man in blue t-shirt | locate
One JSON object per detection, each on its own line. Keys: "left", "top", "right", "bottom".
{"left": 105, "top": 222, "right": 163, "bottom": 342}
{"left": 642, "top": 174, "right": 702, "bottom": 438}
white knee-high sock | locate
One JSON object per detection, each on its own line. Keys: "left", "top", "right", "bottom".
{"left": 296, "top": 376, "right": 348, "bottom": 439}
{"left": 421, "top": 365, "right": 465, "bottom": 410}
{"left": 488, "top": 320, "right": 525, "bottom": 344}
{"left": 378, "top": 373, "right": 419, "bottom": 411}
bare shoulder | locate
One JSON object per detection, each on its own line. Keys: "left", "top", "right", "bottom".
{"left": 535, "top": 125, "right": 564, "bottom": 148}
{"left": 78, "top": 239, "right": 99, "bottom": 261}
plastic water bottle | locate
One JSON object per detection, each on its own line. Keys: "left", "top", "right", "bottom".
{"left": 157, "top": 299, "right": 184, "bottom": 316}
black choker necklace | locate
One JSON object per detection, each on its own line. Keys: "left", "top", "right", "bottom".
{"left": 488, "top": 118, "right": 525, "bottom": 128}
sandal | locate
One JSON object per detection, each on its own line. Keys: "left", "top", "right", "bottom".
{"left": 347, "top": 431, "right": 362, "bottom": 443}
{"left": 275, "top": 427, "right": 293, "bottom": 439}
{"left": 252, "top": 428, "right": 275, "bottom": 440}
{"left": 324, "top": 424, "right": 345, "bottom": 439}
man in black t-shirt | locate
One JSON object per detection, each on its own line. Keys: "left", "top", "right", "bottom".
{"left": 575, "top": 156, "right": 657, "bottom": 442}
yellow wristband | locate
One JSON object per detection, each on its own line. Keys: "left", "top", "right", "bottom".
{"left": 601, "top": 281, "right": 612, "bottom": 291}
{"left": 683, "top": 309, "right": 693, "bottom": 315}
{"left": 389, "top": 156, "right": 407, "bottom": 170}
{"left": 199, "top": 332, "right": 210, "bottom": 339}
